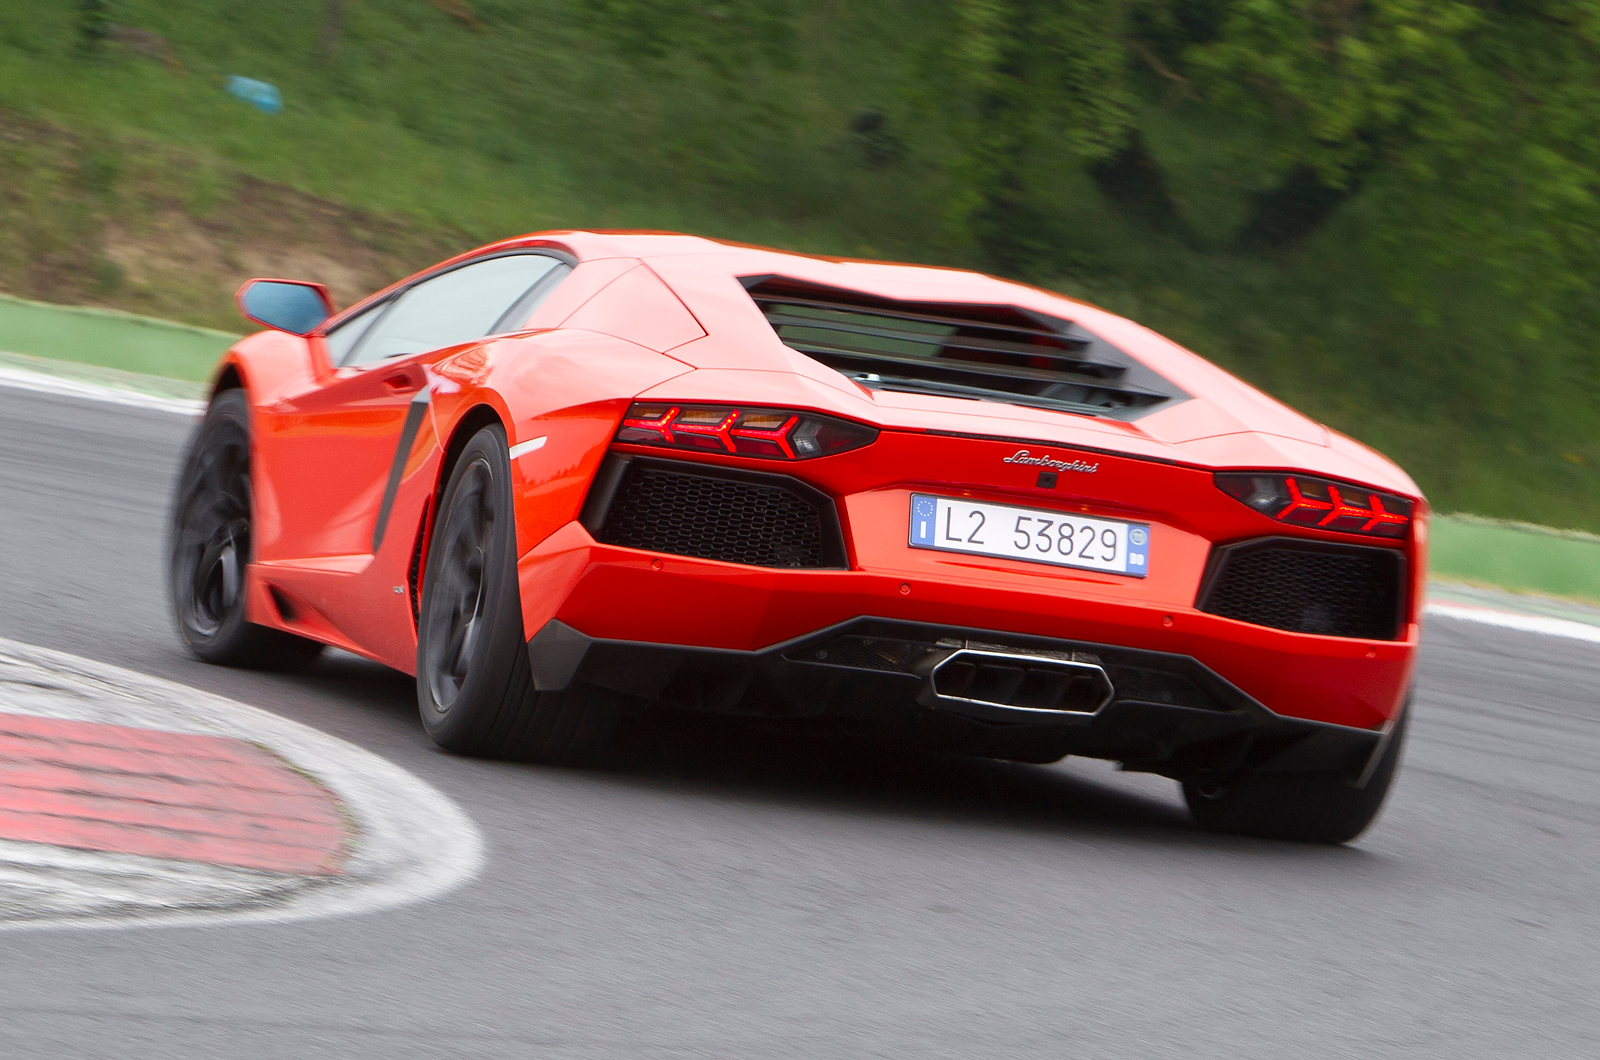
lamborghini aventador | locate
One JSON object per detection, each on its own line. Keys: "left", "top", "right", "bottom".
{"left": 169, "top": 231, "right": 1423, "bottom": 843}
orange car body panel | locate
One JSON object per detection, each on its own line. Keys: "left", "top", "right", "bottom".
{"left": 214, "top": 231, "right": 1426, "bottom": 732}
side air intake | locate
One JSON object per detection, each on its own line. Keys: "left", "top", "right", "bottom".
{"left": 743, "top": 276, "right": 1184, "bottom": 420}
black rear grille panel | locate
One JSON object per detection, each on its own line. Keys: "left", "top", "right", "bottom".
{"left": 742, "top": 276, "right": 1185, "bottom": 420}
{"left": 1101, "top": 667, "right": 1220, "bottom": 711}
{"left": 596, "top": 459, "right": 845, "bottom": 569}
{"left": 803, "top": 635, "right": 944, "bottom": 672}
{"left": 788, "top": 634, "right": 1238, "bottom": 713}
{"left": 1199, "top": 539, "right": 1404, "bottom": 640}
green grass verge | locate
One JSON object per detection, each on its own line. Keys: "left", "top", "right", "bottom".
{"left": 0, "top": 292, "right": 235, "bottom": 382}
{"left": 1431, "top": 514, "right": 1600, "bottom": 604}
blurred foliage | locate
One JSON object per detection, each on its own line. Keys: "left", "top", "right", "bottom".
{"left": 577, "top": 0, "right": 795, "bottom": 78}
{"left": 920, "top": 0, "right": 1140, "bottom": 271}
{"left": 918, "top": 0, "right": 1600, "bottom": 318}
{"left": 1182, "top": 0, "right": 1600, "bottom": 319}
{"left": 0, "top": 0, "right": 1598, "bottom": 529}
{"left": 75, "top": 0, "right": 111, "bottom": 54}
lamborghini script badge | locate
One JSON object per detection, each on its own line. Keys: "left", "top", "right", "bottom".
{"left": 1003, "top": 449, "right": 1099, "bottom": 474}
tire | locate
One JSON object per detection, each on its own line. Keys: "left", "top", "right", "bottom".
{"left": 169, "top": 389, "right": 325, "bottom": 670}
{"left": 416, "top": 423, "right": 623, "bottom": 763}
{"left": 1182, "top": 703, "right": 1409, "bottom": 844}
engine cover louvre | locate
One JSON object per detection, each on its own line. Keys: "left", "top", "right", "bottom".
{"left": 743, "top": 275, "right": 1186, "bottom": 420}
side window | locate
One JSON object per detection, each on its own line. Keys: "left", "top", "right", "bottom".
{"left": 344, "top": 254, "right": 565, "bottom": 366}
{"left": 321, "top": 300, "right": 388, "bottom": 365}
{"left": 492, "top": 262, "right": 573, "bottom": 332}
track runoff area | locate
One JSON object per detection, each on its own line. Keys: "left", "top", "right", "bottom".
{"left": 0, "top": 361, "right": 1594, "bottom": 932}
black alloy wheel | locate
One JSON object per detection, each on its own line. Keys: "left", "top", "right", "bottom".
{"left": 416, "top": 423, "right": 623, "bottom": 762}
{"left": 169, "top": 389, "right": 324, "bottom": 668}
{"left": 1182, "top": 698, "right": 1410, "bottom": 844}
{"left": 422, "top": 449, "right": 498, "bottom": 714}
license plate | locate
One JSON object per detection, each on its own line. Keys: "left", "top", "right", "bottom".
{"left": 908, "top": 494, "right": 1149, "bottom": 577}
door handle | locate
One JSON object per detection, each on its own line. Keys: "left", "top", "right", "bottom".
{"left": 382, "top": 370, "right": 422, "bottom": 394}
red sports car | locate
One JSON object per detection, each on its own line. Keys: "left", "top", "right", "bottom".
{"left": 170, "top": 231, "right": 1423, "bottom": 843}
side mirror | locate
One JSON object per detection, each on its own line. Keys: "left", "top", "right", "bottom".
{"left": 236, "top": 279, "right": 335, "bottom": 336}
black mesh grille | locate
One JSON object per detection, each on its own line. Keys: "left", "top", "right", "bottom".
{"left": 1200, "top": 542, "right": 1403, "bottom": 640}
{"left": 598, "top": 463, "right": 839, "bottom": 568}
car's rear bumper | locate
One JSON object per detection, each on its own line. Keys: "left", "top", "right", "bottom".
{"left": 518, "top": 523, "right": 1417, "bottom": 734}
{"left": 525, "top": 614, "right": 1393, "bottom": 783}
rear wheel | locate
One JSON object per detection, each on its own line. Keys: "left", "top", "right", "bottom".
{"left": 169, "top": 389, "right": 324, "bottom": 669}
{"left": 1182, "top": 705, "right": 1409, "bottom": 844}
{"left": 416, "top": 423, "right": 623, "bottom": 763}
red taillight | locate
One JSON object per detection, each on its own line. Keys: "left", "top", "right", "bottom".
{"left": 616, "top": 403, "right": 878, "bottom": 460}
{"left": 1215, "top": 473, "right": 1414, "bottom": 539}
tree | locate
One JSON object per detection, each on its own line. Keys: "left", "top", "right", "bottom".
{"left": 917, "top": 0, "right": 1600, "bottom": 315}
{"left": 77, "top": 0, "right": 112, "bottom": 55}
{"left": 1187, "top": 1, "right": 1600, "bottom": 312}
{"left": 1183, "top": 0, "right": 1482, "bottom": 251}
{"left": 930, "top": 0, "right": 1142, "bottom": 272}
{"left": 578, "top": 0, "right": 794, "bottom": 80}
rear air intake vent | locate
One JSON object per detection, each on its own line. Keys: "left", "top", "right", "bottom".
{"left": 1198, "top": 539, "right": 1404, "bottom": 640}
{"left": 595, "top": 458, "right": 847, "bottom": 569}
{"left": 743, "top": 276, "right": 1184, "bottom": 420}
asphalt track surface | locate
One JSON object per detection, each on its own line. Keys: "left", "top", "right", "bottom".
{"left": 0, "top": 387, "right": 1596, "bottom": 1059}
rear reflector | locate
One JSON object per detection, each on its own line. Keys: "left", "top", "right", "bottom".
{"left": 616, "top": 403, "right": 878, "bottom": 460}
{"left": 1215, "top": 472, "right": 1413, "bottom": 539}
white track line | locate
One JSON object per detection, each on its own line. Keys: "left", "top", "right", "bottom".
{"left": 0, "top": 365, "right": 203, "bottom": 416}
{"left": 0, "top": 638, "right": 485, "bottom": 931}
{"left": 1424, "top": 602, "right": 1600, "bottom": 644}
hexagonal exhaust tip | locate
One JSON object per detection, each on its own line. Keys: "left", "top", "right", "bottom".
{"left": 928, "top": 649, "right": 1114, "bottom": 715}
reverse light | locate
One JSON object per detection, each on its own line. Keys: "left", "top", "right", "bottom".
{"left": 1215, "top": 473, "right": 1414, "bottom": 539}
{"left": 616, "top": 403, "right": 878, "bottom": 460}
